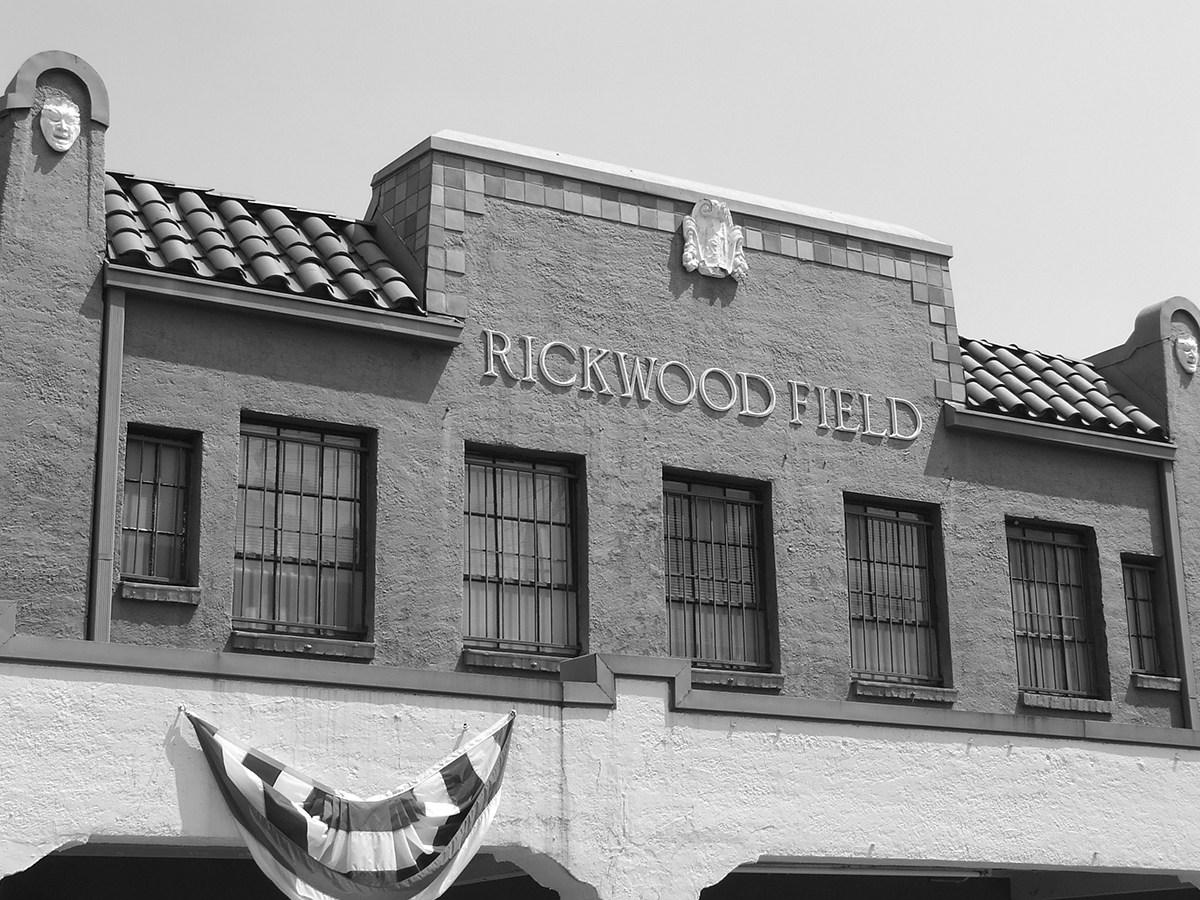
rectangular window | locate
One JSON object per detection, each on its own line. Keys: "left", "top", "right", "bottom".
{"left": 845, "top": 500, "right": 941, "bottom": 684}
{"left": 1124, "top": 558, "right": 1167, "bottom": 675}
{"left": 1007, "top": 522, "right": 1098, "bottom": 696}
{"left": 463, "top": 452, "right": 580, "bottom": 655}
{"left": 122, "top": 433, "right": 194, "bottom": 584}
{"left": 664, "top": 476, "right": 769, "bottom": 670}
{"left": 234, "top": 423, "right": 367, "bottom": 639}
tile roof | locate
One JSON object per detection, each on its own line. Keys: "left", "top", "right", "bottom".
{"left": 959, "top": 337, "right": 1167, "bottom": 442}
{"left": 104, "top": 172, "right": 424, "bottom": 315}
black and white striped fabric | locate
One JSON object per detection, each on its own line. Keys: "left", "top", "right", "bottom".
{"left": 188, "top": 711, "right": 514, "bottom": 900}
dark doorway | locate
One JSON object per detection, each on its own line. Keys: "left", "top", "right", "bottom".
{"left": 0, "top": 851, "right": 557, "bottom": 900}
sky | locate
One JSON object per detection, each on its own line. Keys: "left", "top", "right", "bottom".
{"left": 2, "top": 1, "right": 1197, "bottom": 360}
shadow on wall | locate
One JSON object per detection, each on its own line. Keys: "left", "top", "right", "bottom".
{"left": 122, "top": 300, "right": 454, "bottom": 405}
{"left": 922, "top": 410, "right": 1156, "bottom": 505}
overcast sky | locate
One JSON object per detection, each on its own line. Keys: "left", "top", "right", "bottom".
{"left": 3, "top": 1, "right": 1197, "bottom": 360}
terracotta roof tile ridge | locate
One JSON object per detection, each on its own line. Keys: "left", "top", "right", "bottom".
{"left": 104, "top": 172, "right": 425, "bottom": 317}
{"left": 957, "top": 334, "right": 1168, "bottom": 442}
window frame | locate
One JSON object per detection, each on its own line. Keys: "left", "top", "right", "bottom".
{"left": 1005, "top": 518, "right": 1106, "bottom": 699}
{"left": 1122, "top": 554, "right": 1174, "bottom": 677}
{"left": 663, "top": 469, "right": 775, "bottom": 672}
{"left": 462, "top": 446, "right": 585, "bottom": 658}
{"left": 232, "top": 417, "right": 375, "bottom": 642}
{"left": 843, "top": 494, "right": 948, "bottom": 687}
{"left": 120, "top": 427, "right": 200, "bottom": 587}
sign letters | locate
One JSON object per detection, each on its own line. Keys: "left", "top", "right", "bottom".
{"left": 482, "top": 328, "right": 922, "bottom": 441}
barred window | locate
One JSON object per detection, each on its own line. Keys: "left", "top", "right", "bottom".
{"left": 1124, "top": 559, "right": 1166, "bottom": 675}
{"left": 463, "top": 453, "right": 579, "bottom": 655}
{"left": 664, "top": 477, "right": 769, "bottom": 670}
{"left": 845, "top": 500, "right": 941, "bottom": 684}
{"left": 1007, "top": 523, "right": 1097, "bottom": 696}
{"left": 234, "top": 423, "right": 367, "bottom": 639}
{"left": 122, "top": 433, "right": 193, "bottom": 584}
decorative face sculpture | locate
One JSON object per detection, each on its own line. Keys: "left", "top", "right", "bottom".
{"left": 40, "top": 98, "right": 81, "bottom": 152}
{"left": 1176, "top": 334, "right": 1199, "bottom": 374}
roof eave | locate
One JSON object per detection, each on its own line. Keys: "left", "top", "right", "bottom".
{"left": 105, "top": 264, "right": 463, "bottom": 346}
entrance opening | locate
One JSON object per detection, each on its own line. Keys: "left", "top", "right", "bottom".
{"left": 0, "top": 850, "right": 557, "bottom": 900}
{"left": 702, "top": 868, "right": 1200, "bottom": 900}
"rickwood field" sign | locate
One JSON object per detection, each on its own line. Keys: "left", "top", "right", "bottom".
{"left": 482, "top": 329, "right": 923, "bottom": 441}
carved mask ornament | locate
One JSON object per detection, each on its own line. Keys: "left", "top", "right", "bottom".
{"left": 1176, "top": 334, "right": 1199, "bottom": 375}
{"left": 40, "top": 98, "right": 81, "bottom": 152}
{"left": 682, "top": 198, "right": 748, "bottom": 282}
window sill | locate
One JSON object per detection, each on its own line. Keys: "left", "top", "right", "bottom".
{"left": 230, "top": 631, "right": 375, "bottom": 660}
{"left": 1132, "top": 673, "right": 1182, "bottom": 692}
{"left": 461, "top": 648, "right": 566, "bottom": 673}
{"left": 691, "top": 668, "right": 784, "bottom": 691}
{"left": 119, "top": 581, "right": 200, "bottom": 605}
{"left": 852, "top": 678, "right": 957, "bottom": 704}
{"left": 1020, "top": 691, "right": 1112, "bottom": 714}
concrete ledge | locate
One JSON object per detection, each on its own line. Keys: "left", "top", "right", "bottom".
{"left": 107, "top": 265, "right": 464, "bottom": 345}
{"left": 1133, "top": 673, "right": 1182, "bottom": 692}
{"left": 944, "top": 404, "right": 1175, "bottom": 460}
{"left": 374, "top": 132, "right": 953, "bottom": 257}
{"left": 691, "top": 668, "right": 784, "bottom": 691}
{"left": 1020, "top": 691, "right": 1113, "bottom": 714}
{"left": 119, "top": 581, "right": 201, "bottom": 605}
{"left": 852, "top": 679, "right": 958, "bottom": 704}
{"left": 230, "top": 631, "right": 376, "bottom": 660}
{"left": 6, "top": 637, "right": 1200, "bottom": 748}
{"left": 461, "top": 649, "right": 565, "bottom": 673}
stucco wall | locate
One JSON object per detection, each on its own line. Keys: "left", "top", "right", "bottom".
{"left": 100, "top": 193, "right": 1179, "bottom": 726}
{"left": 0, "top": 69, "right": 106, "bottom": 639}
{"left": 1, "top": 665, "right": 1199, "bottom": 900}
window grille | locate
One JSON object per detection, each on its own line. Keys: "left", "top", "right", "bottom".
{"left": 1006, "top": 523, "right": 1096, "bottom": 696}
{"left": 1124, "top": 560, "right": 1165, "bottom": 675}
{"left": 664, "top": 478, "right": 769, "bottom": 670}
{"left": 122, "top": 434, "right": 192, "bottom": 584}
{"left": 845, "top": 501, "right": 940, "bottom": 683}
{"left": 463, "top": 453, "right": 579, "bottom": 655}
{"left": 234, "top": 424, "right": 366, "bottom": 638}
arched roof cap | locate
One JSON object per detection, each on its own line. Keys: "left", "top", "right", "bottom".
{"left": 0, "top": 51, "right": 109, "bottom": 125}
{"left": 1130, "top": 296, "right": 1200, "bottom": 347}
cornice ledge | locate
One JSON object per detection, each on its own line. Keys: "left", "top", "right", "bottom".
{"left": 105, "top": 264, "right": 463, "bottom": 345}
{"left": 943, "top": 403, "right": 1175, "bottom": 460}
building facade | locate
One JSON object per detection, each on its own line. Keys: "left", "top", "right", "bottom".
{"left": 3, "top": 51, "right": 1200, "bottom": 900}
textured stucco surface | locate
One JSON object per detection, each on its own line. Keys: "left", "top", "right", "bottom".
{"left": 0, "top": 69, "right": 106, "bottom": 639}
{"left": 2, "top": 666, "right": 1200, "bottom": 898}
{"left": 100, "top": 197, "right": 1177, "bottom": 725}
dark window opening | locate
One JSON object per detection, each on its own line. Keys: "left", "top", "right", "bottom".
{"left": 664, "top": 476, "right": 770, "bottom": 670}
{"left": 1007, "top": 522, "right": 1098, "bottom": 697}
{"left": 463, "top": 452, "right": 580, "bottom": 655}
{"left": 121, "top": 433, "right": 194, "bottom": 585}
{"left": 845, "top": 500, "right": 941, "bottom": 684}
{"left": 234, "top": 423, "right": 367, "bottom": 639}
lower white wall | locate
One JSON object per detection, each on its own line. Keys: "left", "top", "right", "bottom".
{"left": 3, "top": 664, "right": 1199, "bottom": 900}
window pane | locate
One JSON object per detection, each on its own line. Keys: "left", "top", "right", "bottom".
{"left": 663, "top": 478, "right": 768, "bottom": 669}
{"left": 845, "top": 502, "right": 939, "bottom": 683}
{"left": 462, "top": 453, "right": 579, "bottom": 655}
{"left": 121, "top": 435, "right": 191, "bottom": 583}
{"left": 1125, "top": 561, "right": 1165, "bottom": 675}
{"left": 1007, "top": 524, "right": 1096, "bottom": 696}
{"left": 233, "top": 425, "right": 367, "bottom": 638}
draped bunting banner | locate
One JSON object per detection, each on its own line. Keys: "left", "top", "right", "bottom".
{"left": 187, "top": 711, "right": 515, "bottom": 900}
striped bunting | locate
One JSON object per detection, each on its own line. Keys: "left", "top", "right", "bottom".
{"left": 187, "top": 711, "right": 515, "bottom": 900}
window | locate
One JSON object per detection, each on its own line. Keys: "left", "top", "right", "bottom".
{"left": 1006, "top": 522, "right": 1098, "bottom": 696}
{"left": 122, "top": 432, "right": 194, "bottom": 584}
{"left": 664, "top": 476, "right": 769, "bottom": 670}
{"left": 1124, "top": 557, "right": 1169, "bottom": 675}
{"left": 234, "top": 423, "right": 368, "bottom": 639}
{"left": 463, "top": 452, "right": 580, "bottom": 655}
{"left": 845, "top": 499, "right": 942, "bottom": 684}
